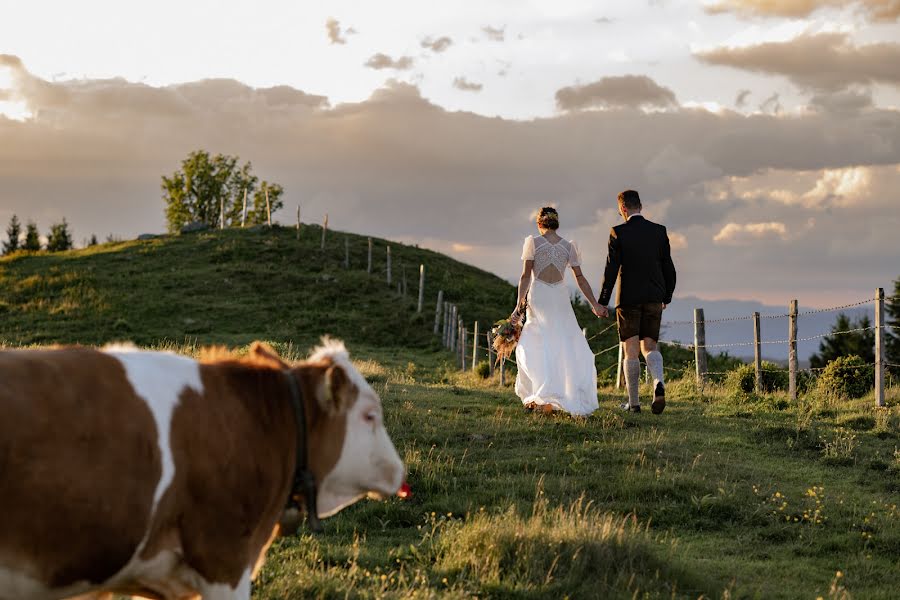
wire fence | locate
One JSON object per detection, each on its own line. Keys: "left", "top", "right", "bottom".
{"left": 435, "top": 286, "right": 897, "bottom": 409}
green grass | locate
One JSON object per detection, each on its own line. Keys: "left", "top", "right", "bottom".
{"left": 2, "top": 229, "right": 899, "bottom": 598}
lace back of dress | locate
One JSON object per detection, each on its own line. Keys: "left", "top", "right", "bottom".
{"left": 532, "top": 238, "right": 570, "bottom": 284}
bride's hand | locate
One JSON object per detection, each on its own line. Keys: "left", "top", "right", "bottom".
{"left": 592, "top": 305, "right": 609, "bottom": 318}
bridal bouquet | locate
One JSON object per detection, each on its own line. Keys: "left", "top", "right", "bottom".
{"left": 491, "top": 302, "right": 526, "bottom": 365}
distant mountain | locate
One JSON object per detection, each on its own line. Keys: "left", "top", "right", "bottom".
{"left": 661, "top": 296, "right": 874, "bottom": 363}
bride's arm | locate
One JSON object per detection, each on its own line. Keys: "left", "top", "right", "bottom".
{"left": 572, "top": 266, "right": 606, "bottom": 316}
{"left": 514, "top": 260, "right": 534, "bottom": 314}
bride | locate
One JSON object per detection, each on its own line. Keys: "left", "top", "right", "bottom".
{"left": 512, "top": 207, "right": 603, "bottom": 416}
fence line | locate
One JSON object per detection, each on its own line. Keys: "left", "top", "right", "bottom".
{"left": 280, "top": 222, "right": 896, "bottom": 407}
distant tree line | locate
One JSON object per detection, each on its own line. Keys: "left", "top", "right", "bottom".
{"left": 810, "top": 276, "right": 900, "bottom": 370}
{"left": 161, "top": 150, "right": 284, "bottom": 233}
{"left": 1, "top": 215, "right": 90, "bottom": 255}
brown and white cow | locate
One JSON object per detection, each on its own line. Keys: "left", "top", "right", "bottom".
{"left": 0, "top": 338, "right": 404, "bottom": 600}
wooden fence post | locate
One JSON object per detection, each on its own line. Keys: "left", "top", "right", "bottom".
{"left": 615, "top": 343, "right": 624, "bottom": 390}
{"left": 443, "top": 301, "right": 450, "bottom": 347}
{"left": 694, "top": 308, "right": 707, "bottom": 386}
{"left": 500, "top": 354, "right": 506, "bottom": 386}
{"left": 220, "top": 196, "right": 225, "bottom": 230}
{"left": 265, "top": 188, "right": 272, "bottom": 227}
{"left": 487, "top": 330, "right": 495, "bottom": 377}
{"left": 367, "top": 238, "right": 373, "bottom": 274}
{"left": 582, "top": 327, "right": 588, "bottom": 337}
{"left": 241, "top": 188, "right": 248, "bottom": 227}
{"left": 296, "top": 205, "right": 301, "bottom": 240}
{"left": 876, "top": 287, "right": 885, "bottom": 408}
{"left": 321, "top": 214, "right": 328, "bottom": 250}
{"left": 417, "top": 265, "right": 425, "bottom": 313}
{"left": 789, "top": 299, "right": 798, "bottom": 401}
{"left": 344, "top": 237, "right": 349, "bottom": 269}
{"left": 434, "top": 290, "right": 444, "bottom": 334}
{"left": 472, "top": 321, "right": 479, "bottom": 371}
{"left": 450, "top": 305, "right": 457, "bottom": 351}
{"left": 753, "top": 312, "right": 762, "bottom": 393}
{"left": 386, "top": 246, "right": 392, "bottom": 286}
{"left": 461, "top": 322, "right": 467, "bottom": 371}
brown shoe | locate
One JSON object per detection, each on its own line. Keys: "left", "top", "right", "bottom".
{"left": 651, "top": 382, "right": 666, "bottom": 415}
{"left": 541, "top": 404, "right": 555, "bottom": 415}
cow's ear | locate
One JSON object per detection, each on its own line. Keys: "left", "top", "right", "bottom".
{"left": 321, "top": 363, "right": 357, "bottom": 415}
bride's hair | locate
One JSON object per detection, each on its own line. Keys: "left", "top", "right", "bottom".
{"left": 536, "top": 207, "right": 559, "bottom": 230}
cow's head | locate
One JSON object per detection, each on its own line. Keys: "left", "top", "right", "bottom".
{"left": 287, "top": 338, "right": 405, "bottom": 519}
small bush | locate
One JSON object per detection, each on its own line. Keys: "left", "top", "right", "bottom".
{"left": 725, "top": 361, "right": 788, "bottom": 394}
{"left": 816, "top": 355, "right": 873, "bottom": 399}
{"left": 474, "top": 360, "right": 491, "bottom": 379}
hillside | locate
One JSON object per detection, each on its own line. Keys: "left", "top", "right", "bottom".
{"left": 1, "top": 226, "right": 899, "bottom": 598}
{"left": 0, "top": 225, "right": 613, "bottom": 353}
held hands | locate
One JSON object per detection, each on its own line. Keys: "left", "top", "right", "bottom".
{"left": 591, "top": 304, "right": 610, "bottom": 319}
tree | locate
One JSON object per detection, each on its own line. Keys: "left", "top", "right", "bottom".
{"left": 886, "top": 277, "right": 900, "bottom": 367}
{"left": 162, "top": 150, "right": 284, "bottom": 232}
{"left": 810, "top": 312, "right": 875, "bottom": 369}
{"left": 88, "top": 234, "right": 99, "bottom": 246}
{"left": 3, "top": 214, "right": 21, "bottom": 254}
{"left": 46, "top": 219, "right": 74, "bottom": 252}
{"left": 22, "top": 221, "right": 41, "bottom": 252}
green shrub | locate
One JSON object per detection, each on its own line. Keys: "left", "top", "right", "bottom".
{"left": 474, "top": 360, "right": 491, "bottom": 379}
{"left": 816, "top": 355, "right": 873, "bottom": 399}
{"left": 725, "top": 361, "right": 788, "bottom": 394}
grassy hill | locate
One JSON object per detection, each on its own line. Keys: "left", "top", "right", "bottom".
{"left": 1, "top": 228, "right": 898, "bottom": 598}
{"left": 0, "top": 225, "right": 623, "bottom": 355}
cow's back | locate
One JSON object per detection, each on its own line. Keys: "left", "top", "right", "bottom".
{"left": 0, "top": 347, "right": 167, "bottom": 597}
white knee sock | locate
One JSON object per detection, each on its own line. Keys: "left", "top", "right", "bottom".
{"left": 625, "top": 359, "right": 641, "bottom": 407}
{"left": 645, "top": 351, "right": 664, "bottom": 388}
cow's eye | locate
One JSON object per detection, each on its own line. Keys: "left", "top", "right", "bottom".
{"left": 364, "top": 411, "right": 377, "bottom": 423}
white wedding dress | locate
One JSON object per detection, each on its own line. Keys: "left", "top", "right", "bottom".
{"left": 515, "top": 235, "right": 599, "bottom": 416}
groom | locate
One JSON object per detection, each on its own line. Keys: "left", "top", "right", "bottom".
{"left": 597, "top": 190, "right": 676, "bottom": 414}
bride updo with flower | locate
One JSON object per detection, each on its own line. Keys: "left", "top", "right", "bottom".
{"left": 537, "top": 207, "right": 559, "bottom": 230}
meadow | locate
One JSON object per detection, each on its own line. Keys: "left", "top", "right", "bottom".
{"left": 1, "top": 228, "right": 898, "bottom": 599}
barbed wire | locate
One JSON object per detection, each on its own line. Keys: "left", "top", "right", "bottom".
{"left": 658, "top": 326, "right": 879, "bottom": 350}
{"left": 660, "top": 296, "right": 878, "bottom": 327}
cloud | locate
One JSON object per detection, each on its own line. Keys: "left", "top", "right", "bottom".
{"left": 735, "top": 89, "right": 751, "bottom": 107}
{"left": 364, "top": 53, "right": 415, "bottom": 70}
{"left": 703, "top": 0, "right": 900, "bottom": 22}
{"left": 713, "top": 221, "right": 788, "bottom": 244}
{"left": 809, "top": 88, "right": 874, "bottom": 114}
{"left": 421, "top": 36, "right": 453, "bottom": 53}
{"left": 453, "top": 77, "right": 483, "bottom": 92}
{"left": 594, "top": 17, "right": 614, "bottom": 24}
{"left": 482, "top": 25, "right": 505, "bottom": 41}
{"left": 555, "top": 75, "right": 678, "bottom": 111}
{"left": 325, "top": 18, "right": 356, "bottom": 45}
{"left": 1, "top": 56, "right": 899, "bottom": 305}
{"left": 668, "top": 231, "right": 689, "bottom": 250}
{"left": 695, "top": 33, "right": 900, "bottom": 92}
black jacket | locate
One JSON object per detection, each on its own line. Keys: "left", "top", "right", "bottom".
{"left": 598, "top": 215, "right": 676, "bottom": 308}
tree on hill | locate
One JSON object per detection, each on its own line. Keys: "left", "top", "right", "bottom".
{"left": 46, "top": 219, "right": 74, "bottom": 252}
{"left": 23, "top": 221, "right": 42, "bottom": 251}
{"left": 88, "top": 234, "right": 99, "bottom": 246}
{"left": 162, "top": 150, "right": 284, "bottom": 232}
{"left": 809, "top": 312, "right": 875, "bottom": 369}
{"left": 3, "top": 214, "right": 21, "bottom": 254}
{"left": 887, "top": 277, "right": 900, "bottom": 368}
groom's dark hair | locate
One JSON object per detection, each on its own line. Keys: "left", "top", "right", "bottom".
{"left": 618, "top": 190, "right": 642, "bottom": 210}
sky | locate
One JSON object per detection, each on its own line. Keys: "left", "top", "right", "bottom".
{"left": 1, "top": 0, "right": 899, "bottom": 308}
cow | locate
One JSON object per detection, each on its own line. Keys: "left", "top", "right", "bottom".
{"left": 0, "top": 338, "right": 405, "bottom": 600}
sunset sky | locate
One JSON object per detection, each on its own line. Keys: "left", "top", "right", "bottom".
{"left": 2, "top": 0, "right": 899, "bottom": 307}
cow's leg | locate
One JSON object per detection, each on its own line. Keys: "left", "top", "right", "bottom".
{"left": 197, "top": 569, "right": 251, "bottom": 600}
